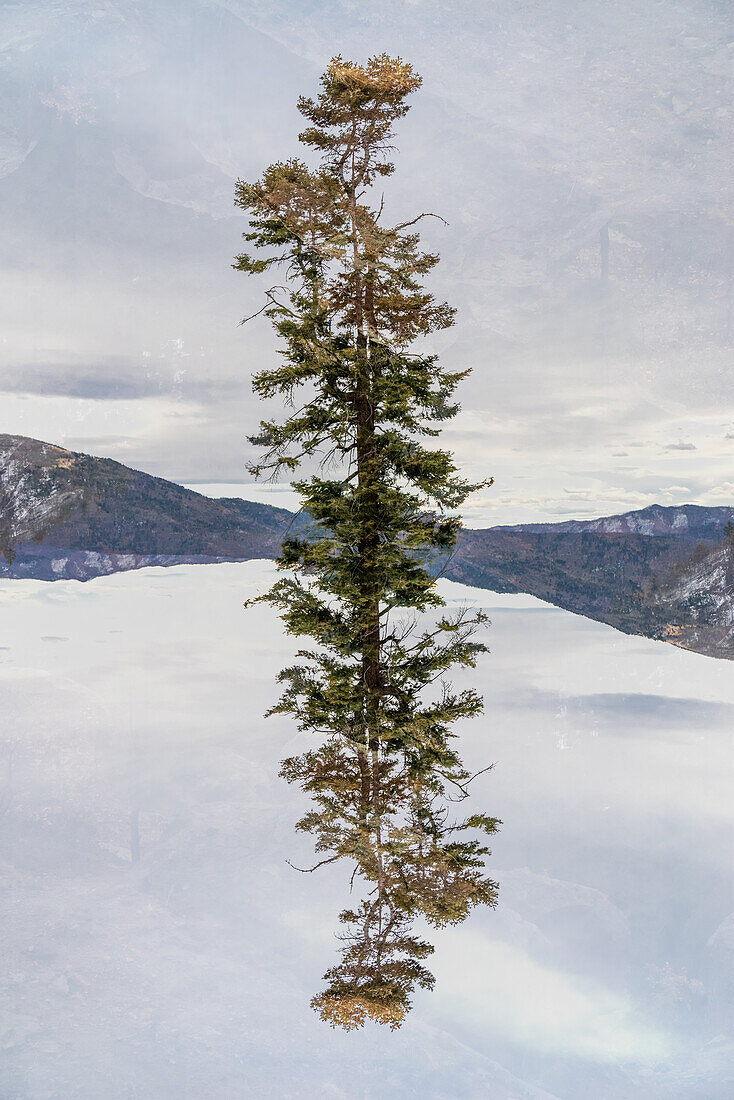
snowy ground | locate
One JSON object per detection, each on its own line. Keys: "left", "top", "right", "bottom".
{"left": 2, "top": 560, "right": 734, "bottom": 1099}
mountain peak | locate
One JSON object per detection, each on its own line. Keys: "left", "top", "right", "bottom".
{"left": 0, "top": 433, "right": 79, "bottom": 470}
{"left": 498, "top": 502, "right": 734, "bottom": 538}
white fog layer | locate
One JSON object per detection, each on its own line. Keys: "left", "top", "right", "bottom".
{"left": 2, "top": 561, "right": 733, "bottom": 1098}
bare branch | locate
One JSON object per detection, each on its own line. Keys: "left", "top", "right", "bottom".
{"left": 392, "top": 211, "right": 449, "bottom": 232}
{"left": 286, "top": 854, "right": 342, "bottom": 873}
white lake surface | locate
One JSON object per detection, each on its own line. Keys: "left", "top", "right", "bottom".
{"left": 1, "top": 560, "right": 734, "bottom": 1098}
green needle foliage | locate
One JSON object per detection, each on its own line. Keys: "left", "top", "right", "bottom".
{"left": 235, "top": 54, "right": 499, "bottom": 1029}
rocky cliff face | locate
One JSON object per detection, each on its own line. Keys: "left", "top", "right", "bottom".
{"left": 654, "top": 544, "right": 734, "bottom": 658}
{"left": 0, "top": 435, "right": 89, "bottom": 556}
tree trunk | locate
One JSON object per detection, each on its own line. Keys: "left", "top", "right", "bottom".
{"left": 348, "top": 192, "right": 382, "bottom": 808}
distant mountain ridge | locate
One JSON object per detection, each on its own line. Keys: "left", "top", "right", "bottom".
{"left": 1, "top": 434, "right": 732, "bottom": 659}
{"left": 0, "top": 433, "right": 290, "bottom": 580}
{"left": 502, "top": 503, "right": 734, "bottom": 539}
{"left": 449, "top": 522, "right": 734, "bottom": 660}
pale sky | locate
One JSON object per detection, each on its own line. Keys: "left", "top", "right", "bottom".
{"left": 1, "top": 0, "right": 733, "bottom": 524}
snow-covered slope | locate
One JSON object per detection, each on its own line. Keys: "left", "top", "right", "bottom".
{"left": 0, "top": 435, "right": 87, "bottom": 550}
{"left": 659, "top": 544, "right": 734, "bottom": 657}
{"left": 2, "top": 561, "right": 734, "bottom": 1098}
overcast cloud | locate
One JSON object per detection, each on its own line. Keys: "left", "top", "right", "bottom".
{"left": 0, "top": 0, "right": 732, "bottom": 523}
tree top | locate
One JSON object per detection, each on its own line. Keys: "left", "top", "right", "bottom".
{"left": 319, "top": 54, "right": 422, "bottom": 106}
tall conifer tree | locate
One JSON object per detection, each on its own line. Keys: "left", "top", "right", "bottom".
{"left": 235, "top": 55, "right": 499, "bottom": 1029}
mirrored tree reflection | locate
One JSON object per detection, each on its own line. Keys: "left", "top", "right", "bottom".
{"left": 280, "top": 705, "right": 500, "bottom": 1028}
{"left": 312, "top": 898, "right": 435, "bottom": 1030}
